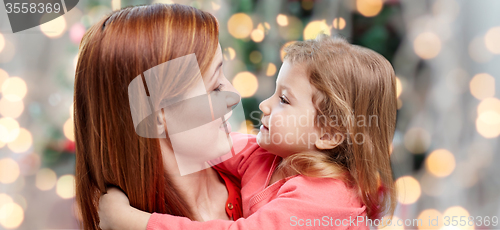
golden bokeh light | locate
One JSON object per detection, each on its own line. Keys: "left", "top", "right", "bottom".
{"left": 303, "top": 20, "right": 331, "bottom": 40}
{"left": 73, "top": 54, "right": 79, "bottom": 70}
{"left": 417, "top": 209, "right": 442, "bottom": 229}
{"left": 332, "top": 17, "right": 346, "bottom": 30}
{"left": 264, "top": 22, "right": 270, "bottom": 31}
{"left": 266, "top": 63, "right": 277, "bottom": 77}
{"left": 413, "top": 32, "right": 441, "bottom": 59}
{"left": 2, "top": 77, "right": 27, "bottom": 101}
{"left": 7, "top": 128, "right": 33, "bottom": 153}
{"left": 64, "top": 118, "right": 75, "bottom": 141}
{"left": 477, "top": 97, "right": 500, "bottom": 115}
{"left": 36, "top": 168, "right": 57, "bottom": 191}
{"left": 403, "top": 127, "right": 431, "bottom": 154}
{"left": 223, "top": 47, "right": 236, "bottom": 61}
{"left": 0, "top": 117, "right": 20, "bottom": 143}
{"left": 232, "top": 72, "right": 258, "bottom": 98}
{"left": 0, "top": 97, "right": 24, "bottom": 118}
{"left": 476, "top": 111, "right": 500, "bottom": 138}
{"left": 56, "top": 174, "right": 76, "bottom": 199}
{"left": 443, "top": 206, "right": 473, "bottom": 230}
{"left": 476, "top": 98, "right": 500, "bottom": 138}
{"left": 0, "top": 194, "right": 13, "bottom": 209}
{"left": 40, "top": 14, "right": 67, "bottom": 38}
{"left": 227, "top": 13, "right": 253, "bottom": 39}
{"left": 111, "top": 0, "right": 121, "bottom": 11}
{"left": 396, "top": 77, "right": 402, "bottom": 98}
{"left": 395, "top": 176, "right": 421, "bottom": 205}
{"left": 485, "top": 27, "right": 500, "bottom": 54}
{"left": 469, "top": 73, "right": 495, "bottom": 100}
{"left": 0, "top": 33, "right": 4, "bottom": 54}
{"left": 357, "top": 0, "right": 383, "bottom": 17}
{"left": 426, "top": 149, "right": 455, "bottom": 177}
{"left": 0, "top": 158, "right": 20, "bottom": 184}
{"left": 0, "top": 202, "right": 24, "bottom": 229}
{"left": 280, "top": 41, "right": 296, "bottom": 61}
{"left": 211, "top": 2, "right": 221, "bottom": 10}
{"left": 250, "top": 28, "right": 265, "bottom": 43}
{"left": 276, "top": 14, "right": 288, "bottom": 26}
{"left": 249, "top": 51, "right": 262, "bottom": 64}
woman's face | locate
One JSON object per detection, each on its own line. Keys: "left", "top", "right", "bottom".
{"left": 162, "top": 44, "right": 240, "bottom": 175}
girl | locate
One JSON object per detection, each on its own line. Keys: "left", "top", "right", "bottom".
{"left": 99, "top": 34, "right": 398, "bottom": 229}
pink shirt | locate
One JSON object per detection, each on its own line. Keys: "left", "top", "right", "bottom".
{"left": 147, "top": 133, "right": 369, "bottom": 230}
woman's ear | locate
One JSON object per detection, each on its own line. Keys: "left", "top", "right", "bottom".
{"left": 315, "top": 132, "right": 344, "bottom": 150}
{"left": 156, "top": 109, "right": 166, "bottom": 136}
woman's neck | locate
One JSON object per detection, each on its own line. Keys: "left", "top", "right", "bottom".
{"left": 160, "top": 140, "right": 229, "bottom": 221}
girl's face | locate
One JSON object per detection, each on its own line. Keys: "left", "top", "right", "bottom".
{"left": 162, "top": 44, "right": 240, "bottom": 174}
{"left": 257, "top": 61, "right": 321, "bottom": 158}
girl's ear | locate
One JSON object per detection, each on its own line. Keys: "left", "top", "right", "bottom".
{"left": 315, "top": 132, "right": 344, "bottom": 150}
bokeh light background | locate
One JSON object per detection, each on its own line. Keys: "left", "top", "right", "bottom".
{"left": 0, "top": 0, "right": 499, "bottom": 229}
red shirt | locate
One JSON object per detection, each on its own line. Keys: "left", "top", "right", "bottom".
{"left": 215, "top": 168, "right": 243, "bottom": 220}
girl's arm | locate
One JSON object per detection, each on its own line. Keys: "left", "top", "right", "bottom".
{"left": 100, "top": 177, "right": 369, "bottom": 230}
{"left": 98, "top": 187, "right": 151, "bottom": 230}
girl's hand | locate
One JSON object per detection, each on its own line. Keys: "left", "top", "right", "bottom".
{"left": 98, "top": 187, "right": 130, "bottom": 229}
{"left": 98, "top": 187, "right": 151, "bottom": 230}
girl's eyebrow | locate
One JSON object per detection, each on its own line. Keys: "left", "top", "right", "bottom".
{"left": 278, "top": 83, "right": 297, "bottom": 101}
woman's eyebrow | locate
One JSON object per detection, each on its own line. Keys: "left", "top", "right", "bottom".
{"left": 209, "top": 60, "right": 223, "bottom": 87}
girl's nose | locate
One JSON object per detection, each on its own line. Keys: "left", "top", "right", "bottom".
{"left": 259, "top": 97, "right": 271, "bottom": 116}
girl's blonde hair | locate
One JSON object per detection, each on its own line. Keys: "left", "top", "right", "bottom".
{"left": 280, "top": 34, "right": 397, "bottom": 220}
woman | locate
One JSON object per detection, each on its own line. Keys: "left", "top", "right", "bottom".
{"left": 74, "top": 4, "right": 242, "bottom": 230}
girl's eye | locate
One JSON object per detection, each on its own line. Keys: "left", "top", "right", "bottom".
{"left": 214, "top": 84, "right": 223, "bottom": 92}
{"left": 279, "top": 95, "right": 289, "bottom": 104}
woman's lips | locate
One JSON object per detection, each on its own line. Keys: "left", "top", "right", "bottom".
{"left": 219, "top": 119, "right": 232, "bottom": 133}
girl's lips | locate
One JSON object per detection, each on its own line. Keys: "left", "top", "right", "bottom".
{"left": 260, "top": 124, "right": 269, "bottom": 132}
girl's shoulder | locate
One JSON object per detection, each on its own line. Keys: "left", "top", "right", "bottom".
{"left": 280, "top": 175, "right": 364, "bottom": 209}
{"left": 230, "top": 132, "right": 275, "bottom": 159}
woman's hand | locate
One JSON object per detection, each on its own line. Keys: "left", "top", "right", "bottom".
{"left": 98, "top": 187, "right": 151, "bottom": 230}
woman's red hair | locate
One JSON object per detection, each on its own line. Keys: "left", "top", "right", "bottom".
{"left": 74, "top": 4, "right": 219, "bottom": 229}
